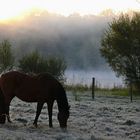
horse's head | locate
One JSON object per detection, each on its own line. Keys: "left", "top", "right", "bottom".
{"left": 57, "top": 106, "right": 70, "bottom": 129}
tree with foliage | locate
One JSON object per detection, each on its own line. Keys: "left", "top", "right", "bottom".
{"left": 100, "top": 12, "right": 140, "bottom": 90}
{"left": 46, "top": 57, "right": 67, "bottom": 81}
{"left": 18, "top": 51, "right": 46, "bottom": 74}
{"left": 0, "top": 40, "right": 14, "bottom": 73}
{"left": 18, "top": 51, "right": 66, "bottom": 81}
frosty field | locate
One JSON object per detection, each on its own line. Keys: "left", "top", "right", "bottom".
{"left": 0, "top": 92, "right": 140, "bottom": 140}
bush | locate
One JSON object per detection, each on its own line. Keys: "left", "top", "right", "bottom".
{"left": 0, "top": 40, "right": 14, "bottom": 73}
{"left": 18, "top": 51, "right": 47, "bottom": 74}
{"left": 46, "top": 57, "right": 67, "bottom": 81}
{"left": 18, "top": 51, "right": 66, "bottom": 81}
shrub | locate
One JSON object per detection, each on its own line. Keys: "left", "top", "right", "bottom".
{"left": 18, "top": 51, "right": 66, "bottom": 81}
{"left": 0, "top": 40, "right": 14, "bottom": 73}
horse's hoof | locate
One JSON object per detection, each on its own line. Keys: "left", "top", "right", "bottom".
{"left": 7, "top": 119, "right": 12, "bottom": 123}
{"left": 33, "top": 123, "right": 38, "bottom": 128}
{"left": 7, "top": 116, "right": 12, "bottom": 123}
{"left": 9, "top": 120, "right": 12, "bottom": 123}
{"left": 61, "top": 128, "right": 67, "bottom": 132}
{"left": 8, "top": 119, "right": 12, "bottom": 123}
{"left": 49, "top": 125, "right": 53, "bottom": 128}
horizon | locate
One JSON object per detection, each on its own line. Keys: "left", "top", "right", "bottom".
{"left": 0, "top": 0, "right": 140, "bottom": 21}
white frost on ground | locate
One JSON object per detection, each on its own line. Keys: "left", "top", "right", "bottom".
{"left": 0, "top": 92, "right": 140, "bottom": 140}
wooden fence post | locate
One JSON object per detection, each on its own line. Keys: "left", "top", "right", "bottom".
{"left": 92, "top": 77, "right": 95, "bottom": 100}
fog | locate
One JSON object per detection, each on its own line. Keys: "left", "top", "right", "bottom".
{"left": 0, "top": 10, "right": 114, "bottom": 68}
{"left": 0, "top": 10, "right": 124, "bottom": 86}
{"left": 65, "top": 70, "right": 124, "bottom": 88}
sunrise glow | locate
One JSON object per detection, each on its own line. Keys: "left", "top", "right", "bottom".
{"left": 0, "top": 0, "right": 140, "bottom": 21}
{"left": 0, "top": 0, "right": 33, "bottom": 20}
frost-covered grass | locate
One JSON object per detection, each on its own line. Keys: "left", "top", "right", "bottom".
{"left": 0, "top": 92, "right": 140, "bottom": 140}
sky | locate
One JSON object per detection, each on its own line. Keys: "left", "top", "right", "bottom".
{"left": 0, "top": 0, "right": 140, "bottom": 20}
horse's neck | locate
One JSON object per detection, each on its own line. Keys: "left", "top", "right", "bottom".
{"left": 56, "top": 91, "right": 69, "bottom": 112}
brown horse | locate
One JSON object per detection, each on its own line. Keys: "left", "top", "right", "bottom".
{"left": 0, "top": 71, "right": 70, "bottom": 128}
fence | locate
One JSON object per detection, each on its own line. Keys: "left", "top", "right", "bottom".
{"left": 65, "top": 70, "right": 124, "bottom": 89}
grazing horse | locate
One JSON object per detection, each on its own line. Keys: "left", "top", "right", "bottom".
{"left": 0, "top": 71, "right": 70, "bottom": 128}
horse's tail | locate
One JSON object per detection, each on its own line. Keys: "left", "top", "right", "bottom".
{"left": 0, "top": 86, "right": 5, "bottom": 105}
{"left": 0, "top": 75, "right": 3, "bottom": 99}
{"left": 0, "top": 86, "right": 6, "bottom": 124}
{"left": 0, "top": 75, "right": 6, "bottom": 110}
{"left": 0, "top": 87, "right": 3, "bottom": 98}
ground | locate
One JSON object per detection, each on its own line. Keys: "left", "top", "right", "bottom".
{"left": 0, "top": 92, "right": 140, "bottom": 140}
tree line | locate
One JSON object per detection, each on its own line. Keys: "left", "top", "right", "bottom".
{"left": 0, "top": 40, "right": 66, "bottom": 81}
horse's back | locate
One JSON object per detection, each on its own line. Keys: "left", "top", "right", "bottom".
{"left": 37, "top": 73, "right": 66, "bottom": 96}
{"left": 0, "top": 71, "right": 66, "bottom": 103}
{"left": 0, "top": 71, "right": 25, "bottom": 103}
{"left": 0, "top": 71, "right": 20, "bottom": 90}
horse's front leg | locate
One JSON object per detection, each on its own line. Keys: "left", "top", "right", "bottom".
{"left": 47, "top": 101, "right": 54, "bottom": 128}
{"left": 33, "top": 102, "right": 44, "bottom": 127}
{"left": 5, "top": 104, "right": 12, "bottom": 123}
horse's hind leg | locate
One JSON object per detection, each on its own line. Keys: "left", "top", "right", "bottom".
{"left": 6, "top": 105, "right": 12, "bottom": 123}
{"left": 5, "top": 97, "right": 14, "bottom": 123}
{"left": 47, "top": 101, "right": 54, "bottom": 128}
{"left": 33, "top": 102, "right": 44, "bottom": 127}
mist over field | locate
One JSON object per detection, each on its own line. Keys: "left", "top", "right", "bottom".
{"left": 0, "top": 11, "right": 123, "bottom": 86}
{"left": 0, "top": 11, "right": 114, "bottom": 70}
